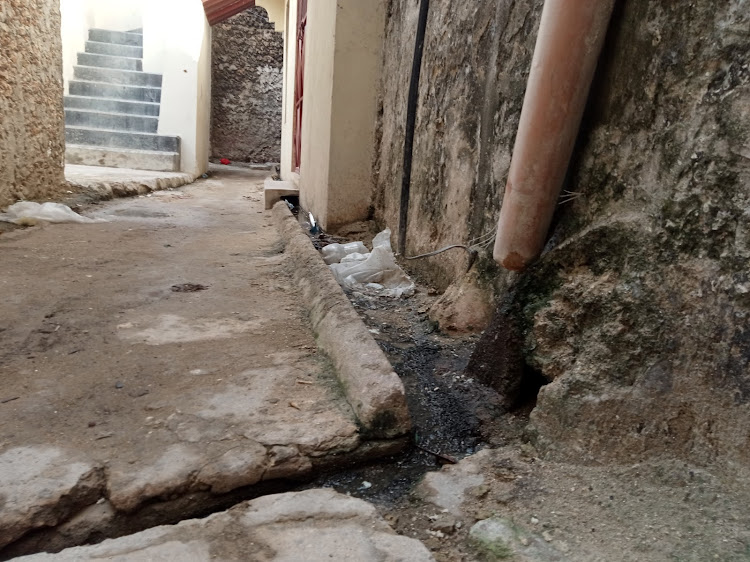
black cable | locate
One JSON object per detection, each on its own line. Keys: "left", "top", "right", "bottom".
{"left": 397, "top": 0, "right": 430, "bottom": 257}
{"left": 404, "top": 244, "right": 479, "bottom": 272}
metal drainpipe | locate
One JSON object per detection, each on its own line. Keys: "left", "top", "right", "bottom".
{"left": 492, "top": 0, "right": 615, "bottom": 271}
{"left": 397, "top": 0, "right": 430, "bottom": 257}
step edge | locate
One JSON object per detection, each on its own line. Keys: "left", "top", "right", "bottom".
{"left": 64, "top": 95, "right": 160, "bottom": 107}
{"left": 69, "top": 80, "right": 162, "bottom": 92}
{"left": 84, "top": 40, "right": 143, "bottom": 54}
{"left": 64, "top": 108, "right": 160, "bottom": 120}
{"left": 73, "top": 65, "right": 162, "bottom": 80}
{"left": 78, "top": 51, "right": 142, "bottom": 61}
{"left": 88, "top": 29, "right": 144, "bottom": 47}
{"left": 65, "top": 126, "right": 178, "bottom": 140}
{"left": 66, "top": 144, "right": 179, "bottom": 157}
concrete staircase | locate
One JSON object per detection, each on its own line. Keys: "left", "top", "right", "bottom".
{"left": 64, "top": 28, "right": 181, "bottom": 172}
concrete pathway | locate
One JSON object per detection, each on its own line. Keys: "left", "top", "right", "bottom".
{"left": 0, "top": 167, "right": 406, "bottom": 556}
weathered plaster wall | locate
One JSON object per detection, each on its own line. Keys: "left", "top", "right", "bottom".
{"left": 377, "top": 0, "right": 750, "bottom": 476}
{"left": 210, "top": 7, "right": 283, "bottom": 163}
{"left": 0, "top": 0, "right": 66, "bottom": 208}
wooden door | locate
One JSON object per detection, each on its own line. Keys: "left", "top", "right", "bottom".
{"left": 292, "top": 0, "right": 307, "bottom": 172}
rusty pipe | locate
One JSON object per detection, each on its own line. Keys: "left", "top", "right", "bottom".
{"left": 493, "top": 0, "right": 615, "bottom": 271}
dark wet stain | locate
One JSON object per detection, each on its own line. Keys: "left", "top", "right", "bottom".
{"left": 171, "top": 283, "right": 208, "bottom": 293}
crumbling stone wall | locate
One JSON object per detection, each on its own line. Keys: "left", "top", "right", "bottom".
{"left": 0, "top": 0, "right": 66, "bottom": 208}
{"left": 210, "top": 7, "right": 283, "bottom": 163}
{"left": 376, "top": 0, "right": 750, "bottom": 476}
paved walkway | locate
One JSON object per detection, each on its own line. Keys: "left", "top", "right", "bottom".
{"left": 0, "top": 167, "right": 404, "bottom": 556}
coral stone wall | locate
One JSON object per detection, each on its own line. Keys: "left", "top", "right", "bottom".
{"left": 374, "top": 1, "right": 542, "bottom": 291}
{"left": 0, "top": 0, "right": 66, "bottom": 208}
{"left": 377, "top": 0, "right": 750, "bottom": 476}
{"left": 210, "top": 7, "right": 283, "bottom": 164}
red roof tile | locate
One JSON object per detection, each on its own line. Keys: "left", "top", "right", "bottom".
{"left": 203, "top": 0, "right": 256, "bottom": 25}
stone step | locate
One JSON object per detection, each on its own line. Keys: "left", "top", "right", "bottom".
{"left": 85, "top": 40, "right": 142, "bottom": 59}
{"left": 77, "top": 52, "right": 142, "bottom": 71}
{"left": 74, "top": 65, "right": 162, "bottom": 88}
{"left": 65, "top": 144, "right": 180, "bottom": 172}
{"left": 65, "top": 126, "right": 179, "bottom": 153}
{"left": 64, "top": 95, "right": 160, "bottom": 117}
{"left": 65, "top": 109, "right": 159, "bottom": 134}
{"left": 69, "top": 80, "right": 161, "bottom": 103}
{"left": 89, "top": 28, "right": 143, "bottom": 47}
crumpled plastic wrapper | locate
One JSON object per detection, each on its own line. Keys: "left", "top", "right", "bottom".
{"left": 327, "top": 228, "right": 415, "bottom": 298}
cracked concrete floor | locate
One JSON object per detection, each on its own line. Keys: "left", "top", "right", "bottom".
{"left": 0, "top": 167, "right": 382, "bottom": 554}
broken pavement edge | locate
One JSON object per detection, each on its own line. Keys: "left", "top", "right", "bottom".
{"left": 272, "top": 202, "right": 412, "bottom": 440}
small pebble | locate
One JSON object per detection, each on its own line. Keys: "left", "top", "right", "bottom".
{"left": 87, "top": 421, "right": 96, "bottom": 428}
{"left": 115, "top": 381, "right": 124, "bottom": 389}
{"left": 431, "top": 514, "right": 457, "bottom": 534}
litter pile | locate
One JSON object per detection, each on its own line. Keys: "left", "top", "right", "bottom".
{"left": 324, "top": 228, "right": 415, "bottom": 298}
{"left": 0, "top": 202, "right": 105, "bottom": 225}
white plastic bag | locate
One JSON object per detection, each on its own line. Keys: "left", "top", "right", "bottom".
{"left": 0, "top": 202, "right": 105, "bottom": 225}
{"left": 371, "top": 228, "right": 393, "bottom": 250}
{"left": 340, "top": 252, "right": 369, "bottom": 264}
{"left": 321, "top": 241, "right": 369, "bottom": 265}
{"left": 328, "top": 229, "right": 415, "bottom": 298}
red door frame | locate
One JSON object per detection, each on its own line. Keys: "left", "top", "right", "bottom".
{"left": 292, "top": 0, "right": 307, "bottom": 172}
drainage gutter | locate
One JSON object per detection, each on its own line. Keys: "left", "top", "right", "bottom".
{"left": 492, "top": 0, "right": 615, "bottom": 271}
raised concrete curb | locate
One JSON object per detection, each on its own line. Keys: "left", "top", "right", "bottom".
{"left": 64, "top": 165, "right": 195, "bottom": 201}
{"left": 264, "top": 177, "right": 298, "bottom": 209}
{"left": 17, "top": 489, "right": 434, "bottom": 562}
{"left": 272, "top": 202, "right": 412, "bottom": 439}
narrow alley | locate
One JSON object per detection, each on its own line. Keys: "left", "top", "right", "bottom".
{"left": 3, "top": 0, "right": 749, "bottom": 559}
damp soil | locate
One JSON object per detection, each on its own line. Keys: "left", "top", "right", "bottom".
{"left": 291, "top": 211, "right": 530, "bottom": 507}
{"left": 296, "top": 269, "right": 529, "bottom": 509}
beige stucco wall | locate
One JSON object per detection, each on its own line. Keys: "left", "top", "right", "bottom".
{"left": 327, "top": 0, "right": 385, "bottom": 227}
{"left": 298, "top": 0, "right": 336, "bottom": 222}
{"left": 142, "top": 0, "right": 212, "bottom": 176}
{"left": 60, "top": 0, "right": 93, "bottom": 93}
{"left": 0, "top": 0, "right": 66, "bottom": 208}
{"left": 60, "top": 0, "right": 145, "bottom": 93}
{"left": 257, "top": 0, "right": 285, "bottom": 33}
{"left": 279, "top": 0, "right": 298, "bottom": 182}
{"left": 194, "top": 15, "right": 212, "bottom": 176}
{"left": 298, "top": 0, "right": 386, "bottom": 230}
